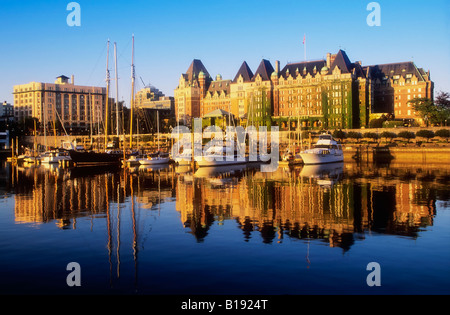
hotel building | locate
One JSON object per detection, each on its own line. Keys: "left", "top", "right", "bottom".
{"left": 13, "top": 75, "right": 108, "bottom": 132}
{"left": 365, "top": 62, "right": 434, "bottom": 124}
{"left": 174, "top": 50, "right": 434, "bottom": 128}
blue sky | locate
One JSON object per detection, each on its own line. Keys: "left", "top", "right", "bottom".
{"left": 1, "top": 0, "right": 449, "bottom": 106}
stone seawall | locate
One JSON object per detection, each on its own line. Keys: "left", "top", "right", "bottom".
{"left": 344, "top": 146, "right": 450, "bottom": 164}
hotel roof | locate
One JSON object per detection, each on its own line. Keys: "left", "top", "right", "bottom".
{"left": 280, "top": 60, "right": 326, "bottom": 79}
{"left": 364, "top": 61, "right": 428, "bottom": 81}
{"left": 233, "top": 61, "right": 254, "bottom": 83}
{"left": 252, "top": 59, "right": 275, "bottom": 81}
{"left": 184, "top": 59, "right": 211, "bottom": 82}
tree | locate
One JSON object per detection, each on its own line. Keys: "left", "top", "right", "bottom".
{"left": 409, "top": 92, "right": 450, "bottom": 126}
{"left": 398, "top": 131, "right": 415, "bottom": 143}
{"left": 435, "top": 91, "right": 450, "bottom": 125}
{"left": 415, "top": 130, "right": 435, "bottom": 142}
{"left": 369, "top": 118, "right": 384, "bottom": 128}
{"left": 380, "top": 131, "right": 397, "bottom": 142}
{"left": 332, "top": 129, "right": 346, "bottom": 141}
{"left": 435, "top": 129, "right": 450, "bottom": 141}
{"left": 408, "top": 98, "right": 435, "bottom": 126}
{"left": 347, "top": 131, "right": 362, "bottom": 142}
{"left": 363, "top": 132, "right": 379, "bottom": 141}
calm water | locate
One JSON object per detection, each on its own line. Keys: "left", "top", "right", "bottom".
{"left": 0, "top": 160, "right": 449, "bottom": 296}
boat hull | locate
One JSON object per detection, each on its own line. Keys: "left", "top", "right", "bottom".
{"left": 139, "top": 157, "right": 170, "bottom": 165}
{"left": 195, "top": 156, "right": 248, "bottom": 167}
{"left": 68, "top": 150, "right": 123, "bottom": 166}
{"left": 300, "top": 152, "right": 343, "bottom": 165}
{"left": 41, "top": 157, "right": 59, "bottom": 164}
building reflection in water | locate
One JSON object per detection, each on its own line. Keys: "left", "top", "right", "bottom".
{"left": 176, "top": 162, "right": 446, "bottom": 250}
{"left": 7, "top": 161, "right": 449, "bottom": 251}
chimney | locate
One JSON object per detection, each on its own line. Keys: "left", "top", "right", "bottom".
{"left": 275, "top": 60, "right": 280, "bottom": 73}
{"left": 71, "top": 75, "right": 75, "bottom": 85}
{"left": 326, "top": 53, "right": 331, "bottom": 68}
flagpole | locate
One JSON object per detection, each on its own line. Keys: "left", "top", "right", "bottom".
{"left": 303, "top": 34, "right": 306, "bottom": 61}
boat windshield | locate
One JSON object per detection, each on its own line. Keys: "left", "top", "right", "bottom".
{"left": 314, "top": 144, "right": 338, "bottom": 149}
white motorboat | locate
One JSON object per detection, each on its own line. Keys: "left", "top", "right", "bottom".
{"left": 195, "top": 145, "right": 247, "bottom": 167}
{"left": 300, "top": 134, "right": 344, "bottom": 165}
{"left": 139, "top": 152, "right": 171, "bottom": 165}
{"left": 124, "top": 154, "right": 144, "bottom": 166}
{"left": 41, "top": 150, "right": 71, "bottom": 164}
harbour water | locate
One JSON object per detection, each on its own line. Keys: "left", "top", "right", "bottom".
{"left": 0, "top": 160, "right": 449, "bottom": 296}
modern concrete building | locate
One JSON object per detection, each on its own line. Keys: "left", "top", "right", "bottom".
{"left": 13, "top": 75, "right": 108, "bottom": 132}
{"left": 135, "top": 85, "right": 174, "bottom": 113}
{"left": 1, "top": 101, "right": 14, "bottom": 121}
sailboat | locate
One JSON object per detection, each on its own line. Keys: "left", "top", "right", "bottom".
{"left": 139, "top": 110, "right": 170, "bottom": 165}
{"left": 68, "top": 40, "right": 124, "bottom": 166}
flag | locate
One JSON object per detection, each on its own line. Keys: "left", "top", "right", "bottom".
{"left": 303, "top": 34, "right": 305, "bottom": 45}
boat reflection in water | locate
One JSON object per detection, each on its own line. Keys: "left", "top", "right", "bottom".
{"left": 193, "top": 163, "right": 256, "bottom": 178}
{"left": 299, "top": 162, "right": 344, "bottom": 188}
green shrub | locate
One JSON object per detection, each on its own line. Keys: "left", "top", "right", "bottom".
{"left": 332, "top": 130, "right": 346, "bottom": 140}
{"left": 382, "top": 120, "right": 404, "bottom": 128}
{"left": 369, "top": 118, "right": 384, "bottom": 128}
{"left": 347, "top": 131, "right": 362, "bottom": 141}
{"left": 397, "top": 131, "right": 415, "bottom": 142}
{"left": 363, "top": 132, "right": 379, "bottom": 140}
{"left": 435, "top": 129, "right": 450, "bottom": 139}
{"left": 380, "top": 131, "right": 397, "bottom": 142}
{"left": 415, "top": 130, "right": 435, "bottom": 142}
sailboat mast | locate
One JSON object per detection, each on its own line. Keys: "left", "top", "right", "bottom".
{"left": 89, "top": 91, "right": 93, "bottom": 146}
{"left": 130, "top": 34, "right": 135, "bottom": 149}
{"left": 43, "top": 99, "right": 47, "bottom": 151}
{"left": 114, "top": 42, "right": 119, "bottom": 138}
{"left": 52, "top": 102, "right": 57, "bottom": 148}
{"left": 105, "top": 39, "right": 110, "bottom": 150}
{"left": 157, "top": 110, "right": 160, "bottom": 152}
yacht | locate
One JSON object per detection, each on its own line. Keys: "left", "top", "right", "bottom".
{"left": 41, "top": 150, "right": 71, "bottom": 164}
{"left": 299, "top": 134, "right": 344, "bottom": 165}
{"left": 123, "top": 153, "right": 144, "bottom": 166}
{"left": 139, "top": 151, "right": 171, "bottom": 165}
{"left": 195, "top": 144, "right": 247, "bottom": 167}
